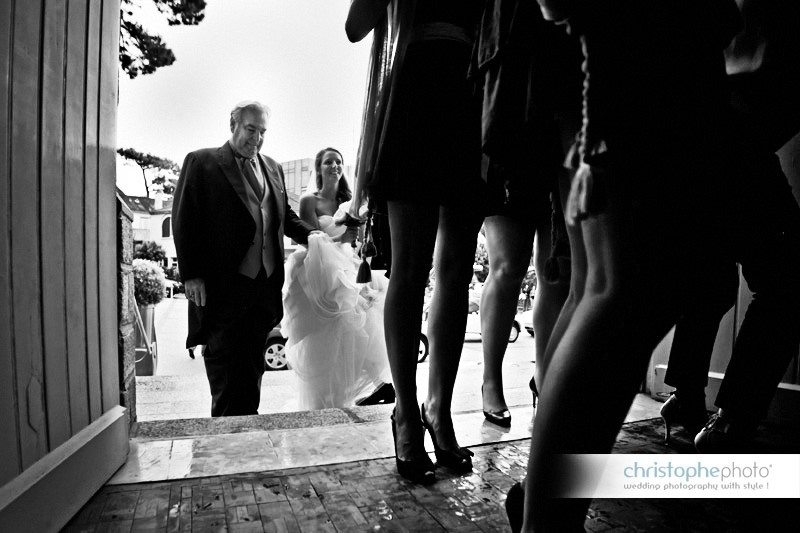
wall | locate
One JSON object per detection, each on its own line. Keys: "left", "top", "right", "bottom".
{"left": 118, "top": 198, "right": 137, "bottom": 425}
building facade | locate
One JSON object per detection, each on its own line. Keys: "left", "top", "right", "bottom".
{"left": 116, "top": 189, "right": 177, "bottom": 268}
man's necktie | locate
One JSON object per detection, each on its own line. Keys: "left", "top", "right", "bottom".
{"left": 241, "top": 157, "right": 264, "bottom": 200}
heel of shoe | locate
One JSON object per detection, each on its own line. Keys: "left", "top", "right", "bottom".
{"left": 529, "top": 376, "right": 539, "bottom": 408}
{"left": 660, "top": 391, "right": 708, "bottom": 442}
{"left": 505, "top": 481, "right": 524, "bottom": 533}
{"left": 391, "top": 409, "right": 435, "bottom": 484}
{"left": 421, "top": 403, "right": 473, "bottom": 474}
{"left": 660, "top": 393, "right": 679, "bottom": 444}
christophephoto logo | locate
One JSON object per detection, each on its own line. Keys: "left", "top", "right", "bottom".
{"left": 622, "top": 460, "right": 773, "bottom": 491}
{"left": 556, "top": 454, "right": 800, "bottom": 498}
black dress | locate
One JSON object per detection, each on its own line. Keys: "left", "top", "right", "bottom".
{"left": 368, "top": 0, "right": 486, "bottom": 210}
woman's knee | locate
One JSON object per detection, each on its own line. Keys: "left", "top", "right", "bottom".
{"left": 435, "top": 246, "right": 478, "bottom": 287}
{"left": 487, "top": 258, "right": 529, "bottom": 288}
{"left": 389, "top": 263, "right": 430, "bottom": 293}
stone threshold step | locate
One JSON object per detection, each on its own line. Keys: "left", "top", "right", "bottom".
{"left": 133, "top": 404, "right": 400, "bottom": 441}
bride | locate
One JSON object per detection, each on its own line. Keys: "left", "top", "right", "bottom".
{"left": 282, "top": 147, "right": 394, "bottom": 410}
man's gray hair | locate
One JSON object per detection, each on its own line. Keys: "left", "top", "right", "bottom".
{"left": 230, "top": 100, "right": 271, "bottom": 126}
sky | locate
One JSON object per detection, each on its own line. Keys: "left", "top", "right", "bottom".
{"left": 116, "top": 0, "right": 372, "bottom": 196}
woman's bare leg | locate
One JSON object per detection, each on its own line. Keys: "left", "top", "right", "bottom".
{"left": 522, "top": 198, "right": 681, "bottom": 531}
{"left": 480, "top": 215, "right": 536, "bottom": 413}
{"left": 385, "top": 201, "right": 439, "bottom": 460}
{"left": 530, "top": 219, "right": 571, "bottom": 395}
{"left": 535, "top": 169, "right": 584, "bottom": 390}
{"left": 424, "top": 205, "right": 483, "bottom": 450}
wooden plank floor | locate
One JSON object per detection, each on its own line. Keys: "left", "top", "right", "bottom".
{"left": 63, "top": 418, "right": 799, "bottom": 532}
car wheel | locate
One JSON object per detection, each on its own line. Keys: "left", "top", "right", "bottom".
{"left": 264, "top": 337, "right": 289, "bottom": 371}
{"left": 418, "top": 333, "right": 429, "bottom": 363}
{"left": 508, "top": 322, "right": 521, "bottom": 343}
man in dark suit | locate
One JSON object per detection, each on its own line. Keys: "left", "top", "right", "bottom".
{"left": 172, "top": 101, "right": 315, "bottom": 417}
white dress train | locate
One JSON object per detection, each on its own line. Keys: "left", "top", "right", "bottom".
{"left": 282, "top": 212, "right": 391, "bottom": 410}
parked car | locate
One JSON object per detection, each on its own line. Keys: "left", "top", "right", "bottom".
{"left": 417, "top": 333, "right": 431, "bottom": 363}
{"left": 264, "top": 327, "right": 289, "bottom": 371}
{"left": 265, "top": 326, "right": 430, "bottom": 368}
{"left": 419, "top": 288, "right": 521, "bottom": 362}
{"left": 464, "top": 310, "right": 521, "bottom": 343}
{"left": 521, "top": 312, "right": 534, "bottom": 337}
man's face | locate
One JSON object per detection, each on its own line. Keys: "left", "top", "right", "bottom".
{"left": 230, "top": 109, "right": 267, "bottom": 158}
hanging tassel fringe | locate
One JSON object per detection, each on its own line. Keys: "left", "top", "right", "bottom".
{"left": 356, "top": 258, "right": 372, "bottom": 283}
{"left": 356, "top": 211, "right": 377, "bottom": 283}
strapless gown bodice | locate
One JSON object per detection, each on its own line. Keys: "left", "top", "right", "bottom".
{"left": 316, "top": 214, "right": 346, "bottom": 240}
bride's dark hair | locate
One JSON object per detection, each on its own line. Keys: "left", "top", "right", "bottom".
{"left": 314, "top": 147, "right": 352, "bottom": 204}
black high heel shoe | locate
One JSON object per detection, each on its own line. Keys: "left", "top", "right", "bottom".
{"left": 660, "top": 390, "right": 709, "bottom": 444}
{"left": 355, "top": 382, "right": 396, "bottom": 406}
{"left": 505, "top": 481, "right": 524, "bottom": 533}
{"left": 390, "top": 408, "right": 435, "bottom": 484}
{"left": 529, "top": 376, "right": 539, "bottom": 408}
{"left": 420, "top": 403, "right": 474, "bottom": 474}
{"left": 482, "top": 385, "right": 511, "bottom": 427}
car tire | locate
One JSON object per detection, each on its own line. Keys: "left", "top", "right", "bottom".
{"left": 264, "top": 336, "right": 289, "bottom": 371}
{"left": 418, "top": 333, "right": 430, "bottom": 363}
{"left": 509, "top": 322, "right": 521, "bottom": 343}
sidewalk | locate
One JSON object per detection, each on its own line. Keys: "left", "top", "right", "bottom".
{"left": 138, "top": 296, "right": 545, "bottom": 421}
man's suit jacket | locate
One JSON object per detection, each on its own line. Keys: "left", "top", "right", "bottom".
{"left": 172, "top": 142, "right": 314, "bottom": 347}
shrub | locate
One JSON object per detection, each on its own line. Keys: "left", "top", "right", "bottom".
{"left": 164, "top": 264, "right": 181, "bottom": 281}
{"left": 135, "top": 240, "right": 167, "bottom": 264}
{"left": 133, "top": 259, "right": 166, "bottom": 305}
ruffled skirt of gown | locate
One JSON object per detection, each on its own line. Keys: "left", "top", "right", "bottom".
{"left": 282, "top": 232, "right": 391, "bottom": 410}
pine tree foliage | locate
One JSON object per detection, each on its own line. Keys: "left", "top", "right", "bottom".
{"left": 120, "top": 0, "right": 206, "bottom": 79}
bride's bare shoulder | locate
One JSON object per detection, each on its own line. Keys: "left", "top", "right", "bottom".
{"left": 299, "top": 192, "right": 318, "bottom": 207}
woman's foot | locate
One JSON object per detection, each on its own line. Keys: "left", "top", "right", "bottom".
{"left": 660, "top": 389, "right": 708, "bottom": 444}
{"left": 391, "top": 407, "right": 435, "bottom": 484}
{"left": 505, "top": 481, "right": 524, "bottom": 533}
{"left": 482, "top": 383, "right": 511, "bottom": 427}
{"left": 421, "top": 402, "right": 473, "bottom": 473}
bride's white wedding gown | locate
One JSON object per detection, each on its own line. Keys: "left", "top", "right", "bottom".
{"left": 282, "top": 212, "right": 391, "bottom": 410}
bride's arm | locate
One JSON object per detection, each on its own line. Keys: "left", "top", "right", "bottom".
{"left": 299, "top": 193, "right": 320, "bottom": 230}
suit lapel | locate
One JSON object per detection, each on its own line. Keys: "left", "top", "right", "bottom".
{"left": 218, "top": 143, "right": 250, "bottom": 210}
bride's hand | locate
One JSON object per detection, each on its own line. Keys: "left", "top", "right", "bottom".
{"left": 339, "top": 226, "right": 358, "bottom": 245}
{"left": 336, "top": 211, "right": 366, "bottom": 229}
{"left": 346, "top": 200, "right": 367, "bottom": 220}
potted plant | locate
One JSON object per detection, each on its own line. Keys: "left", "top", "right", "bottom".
{"left": 132, "top": 258, "right": 166, "bottom": 376}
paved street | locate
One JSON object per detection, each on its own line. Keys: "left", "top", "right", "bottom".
{"left": 137, "top": 296, "right": 545, "bottom": 421}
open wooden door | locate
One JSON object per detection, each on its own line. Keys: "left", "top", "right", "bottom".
{"left": 0, "top": 1, "right": 129, "bottom": 530}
